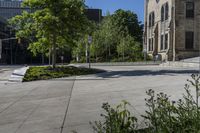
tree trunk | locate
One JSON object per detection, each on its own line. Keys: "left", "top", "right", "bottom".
{"left": 52, "top": 35, "right": 57, "bottom": 69}
{"left": 123, "top": 39, "right": 125, "bottom": 62}
{"left": 42, "top": 53, "right": 44, "bottom": 65}
{"left": 49, "top": 48, "right": 51, "bottom": 65}
{"left": 95, "top": 52, "right": 97, "bottom": 63}
{"left": 109, "top": 45, "right": 111, "bottom": 57}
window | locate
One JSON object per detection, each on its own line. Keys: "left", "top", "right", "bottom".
{"left": 149, "top": 14, "right": 152, "bottom": 26}
{"left": 151, "top": 38, "right": 154, "bottom": 51}
{"left": 185, "top": 31, "right": 194, "bottom": 49}
{"left": 161, "top": 34, "right": 168, "bottom": 50}
{"left": 148, "top": 38, "right": 154, "bottom": 51}
{"left": 161, "top": 35, "right": 164, "bottom": 50}
{"left": 149, "top": 38, "right": 151, "bottom": 51}
{"left": 186, "top": 2, "right": 194, "bottom": 18}
{"left": 161, "top": 6, "right": 165, "bottom": 22}
{"left": 165, "top": 3, "right": 169, "bottom": 20}
{"left": 165, "top": 34, "right": 168, "bottom": 49}
{"left": 161, "top": 3, "right": 169, "bottom": 22}
{"left": 152, "top": 12, "right": 155, "bottom": 26}
{"left": 149, "top": 12, "right": 155, "bottom": 27}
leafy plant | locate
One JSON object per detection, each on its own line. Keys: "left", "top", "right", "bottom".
{"left": 92, "top": 74, "right": 200, "bottom": 133}
{"left": 23, "top": 66, "right": 105, "bottom": 82}
{"left": 91, "top": 101, "right": 138, "bottom": 133}
{"left": 143, "top": 74, "right": 200, "bottom": 133}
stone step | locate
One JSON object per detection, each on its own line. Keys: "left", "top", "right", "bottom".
{"left": 8, "top": 67, "right": 29, "bottom": 82}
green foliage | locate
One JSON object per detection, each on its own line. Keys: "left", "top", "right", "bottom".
{"left": 23, "top": 66, "right": 104, "bottom": 82}
{"left": 117, "top": 35, "right": 143, "bottom": 61}
{"left": 72, "top": 9, "right": 144, "bottom": 63}
{"left": 111, "top": 9, "right": 143, "bottom": 42}
{"left": 9, "top": 0, "right": 88, "bottom": 67}
{"left": 92, "top": 74, "right": 200, "bottom": 133}
{"left": 91, "top": 101, "right": 138, "bottom": 133}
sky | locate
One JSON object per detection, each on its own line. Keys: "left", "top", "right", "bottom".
{"left": 85, "top": 0, "right": 144, "bottom": 23}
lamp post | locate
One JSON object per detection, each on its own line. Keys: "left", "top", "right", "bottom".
{"left": 87, "top": 36, "right": 92, "bottom": 68}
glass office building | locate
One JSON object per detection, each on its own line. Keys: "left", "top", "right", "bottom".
{"left": 0, "top": 0, "right": 30, "bottom": 20}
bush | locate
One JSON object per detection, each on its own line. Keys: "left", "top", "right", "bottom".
{"left": 23, "top": 66, "right": 105, "bottom": 82}
{"left": 90, "top": 101, "right": 138, "bottom": 133}
{"left": 92, "top": 74, "right": 200, "bottom": 133}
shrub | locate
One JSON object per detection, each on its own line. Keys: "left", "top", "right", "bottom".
{"left": 90, "top": 101, "right": 138, "bottom": 133}
{"left": 92, "top": 74, "right": 200, "bottom": 133}
{"left": 23, "top": 66, "right": 105, "bottom": 82}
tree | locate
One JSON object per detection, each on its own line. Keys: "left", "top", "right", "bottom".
{"left": 70, "top": 9, "right": 144, "bottom": 63}
{"left": 9, "top": 0, "right": 88, "bottom": 68}
{"left": 111, "top": 9, "right": 143, "bottom": 42}
{"left": 117, "top": 35, "right": 143, "bottom": 61}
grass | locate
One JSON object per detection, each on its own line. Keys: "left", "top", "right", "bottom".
{"left": 23, "top": 66, "right": 105, "bottom": 82}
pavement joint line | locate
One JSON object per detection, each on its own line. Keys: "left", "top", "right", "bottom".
{"left": 14, "top": 86, "right": 51, "bottom": 133}
{"left": 14, "top": 101, "right": 42, "bottom": 133}
{"left": 60, "top": 76, "right": 76, "bottom": 133}
{"left": 0, "top": 86, "right": 40, "bottom": 115}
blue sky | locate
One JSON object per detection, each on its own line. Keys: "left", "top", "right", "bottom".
{"left": 85, "top": 0, "right": 144, "bottom": 22}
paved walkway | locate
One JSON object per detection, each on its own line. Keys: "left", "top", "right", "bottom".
{"left": 63, "top": 66, "right": 199, "bottom": 133}
{"left": 0, "top": 65, "right": 199, "bottom": 133}
{"left": 0, "top": 77, "right": 75, "bottom": 133}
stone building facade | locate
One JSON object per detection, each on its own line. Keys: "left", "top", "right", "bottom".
{"left": 144, "top": 0, "right": 200, "bottom": 61}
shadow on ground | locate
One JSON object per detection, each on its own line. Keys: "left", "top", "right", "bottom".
{"left": 95, "top": 69, "right": 199, "bottom": 78}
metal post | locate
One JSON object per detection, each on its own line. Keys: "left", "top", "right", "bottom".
{"left": 49, "top": 48, "right": 51, "bottom": 65}
{"left": 86, "top": 43, "right": 88, "bottom": 63}
{"left": 10, "top": 40, "right": 13, "bottom": 65}
{"left": 88, "top": 36, "right": 92, "bottom": 68}
{"left": 88, "top": 43, "right": 91, "bottom": 69}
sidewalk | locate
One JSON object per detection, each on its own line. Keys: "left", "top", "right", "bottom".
{"left": 0, "top": 77, "right": 75, "bottom": 133}
{"left": 0, "top": 65, "right": 198, "bottom": 133}
{"left": 62, "top": 66, "right": 197, "bottom": 133}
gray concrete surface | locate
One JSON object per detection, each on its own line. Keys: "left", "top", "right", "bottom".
{"left": 182, "top": 56, "right": 200, "bottom": 63}
{"left": 63, "top": 66, "right": 199, "bottom": 133}
{"left": 161, "top": 57, "right": 200, "bottom": 68}
{"left": 0, "top": 65, "right": 199, "bottom": 133}
{"left": 0, "top": 66, "right": 19, "bottom": 83}
{"left": 0, "top": 77, "right": 75, "bottom": 133}
{"left": 9, "top": 67, "right": 29, "bottom": 82}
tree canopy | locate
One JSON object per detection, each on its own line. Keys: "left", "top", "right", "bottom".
{"left": 73, "top": 9, "right": 144, "bottom": 62}
{"left": 9, "top": 0, "right": 88, "bottom": 68}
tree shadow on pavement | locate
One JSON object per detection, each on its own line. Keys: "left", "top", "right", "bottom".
{"left": 95, "top": 69, "right": 199, "bottom": 78}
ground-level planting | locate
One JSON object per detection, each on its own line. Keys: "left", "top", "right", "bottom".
{"left": 23, "top": 66, "right": 105, "bottom": 82}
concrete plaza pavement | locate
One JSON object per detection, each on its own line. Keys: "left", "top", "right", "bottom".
{"left": 0, "top": 65, "right": 199, "bottom": 133}
{"left": 0, "top": 66, "right": 21, "bottom": 83}
{"left": 0, "top": 77, "right": 75, "bottom": 133}
{"left": 63, "top": 65, "right": 199, "bottom": 133}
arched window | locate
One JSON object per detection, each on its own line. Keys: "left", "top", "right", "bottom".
{"left": 165, "top": 3, "right": 169, "bottom": 20}
{"left": 149, "top": 12, "right": 155, "bottom": 27}
{"left": 149, "top": 14, "right": 152, "bottom": 26}
{"left": 152, "top": 12, "right": 155, "bottom": 26}
{"left": 161, "top": 6, "right": 164, "bottom": 22}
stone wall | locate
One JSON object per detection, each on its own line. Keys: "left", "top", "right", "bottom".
{"left": 175, "top": 0, "right": 200, "bottom": 59}
{"left": 145, "top": 0, "right": 173, "bottom": 61}
{"left": 144, "top": 0, "right": 200, "bottom": 61}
